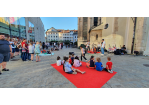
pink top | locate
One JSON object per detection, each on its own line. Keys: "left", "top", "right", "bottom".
{"left": 73, "top": 59, "right": 82, "bottom": 67}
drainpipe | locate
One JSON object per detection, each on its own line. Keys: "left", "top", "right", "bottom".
{"left": 131, "top": 17, "right": 137, "bottom": 54}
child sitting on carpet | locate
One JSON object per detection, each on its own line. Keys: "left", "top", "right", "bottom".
{"left": 57, "top": 56, "right": 62, "bottom": 66}
{"left": 103, "top": 57, "right": 113, "bottom": 73}
{"left": 63, "top": 57, "right": 85, "bottom": 74}
{"left": 73, "top": 56, "right": 82, "bottom": 67}
{"left": 62, "top": 56, "right": 66, "bottom": 65}
{"left": 95, "top": 57, "right": 104, "bottom": 71}
{"left": 69, "top": 55, "right": 73, "bottom": 65}
{"left": 71, "top": 54, "right": 75, "bottom": 65}
{"left": 86, "top": 56, "right": 95, "bottom": 68}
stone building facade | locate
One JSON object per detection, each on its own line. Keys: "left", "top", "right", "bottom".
{"left": 78, "top": 17, "right": 149, "bottom": 55}
{"left": 46, "top": 27, "right": 78, "bottom": 43}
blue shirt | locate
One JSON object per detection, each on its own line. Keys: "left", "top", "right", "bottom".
{"left": 0, "top": 40, "right": 10, "bottom": 54}
{"left": 64, "top": 62, "right": 72, "bottom": 72}
{"left": 95, "top": 62, "right": 103, "bottom": 71}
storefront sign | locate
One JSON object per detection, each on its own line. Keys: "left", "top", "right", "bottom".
{"left": 28, "top": 30, "right": 32, "bottom": 33}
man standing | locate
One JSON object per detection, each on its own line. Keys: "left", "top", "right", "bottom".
{"left": 101, "top": 39, "right": 106, "bottom": 56}
{"left": 0, "top": 34, "right": 12, "bottom": 75}
{"left": 86, "top": 41, "right": 90, "bottom": 51}
{"left": 9, "top": 38, "right": 15, "bottom": 58}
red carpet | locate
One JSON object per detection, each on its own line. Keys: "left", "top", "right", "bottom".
{"left": 51, "top": 62, "right": 117, "bottom": 88}
{"left": 87, "top": 51, "right": 101, "bottom": 54}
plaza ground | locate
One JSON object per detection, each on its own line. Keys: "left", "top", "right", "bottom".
{"left": 0, "top": 47, "right": 149, "bottom": 88}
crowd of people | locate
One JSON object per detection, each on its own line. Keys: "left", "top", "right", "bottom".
{"left": 0, "top": 33, "right": 55, "bottom": 75}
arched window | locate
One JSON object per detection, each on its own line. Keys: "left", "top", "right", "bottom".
{"left": 96, "top": 34, "right": 98, "bottom": 40}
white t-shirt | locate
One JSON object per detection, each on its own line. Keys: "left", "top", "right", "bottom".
{"left": 102, "top": 41, "right": 106, "bottom": 48}
{"left": 54, "top": 43, "right": 56, "bottom": 46}
{"left": 9, "top": 41, "right": 15, "bottom": 48}
{"left": 81, "top": 48, "right": 85, "bottom": 54}
{"left": 97, "top": 44, "right": 101, "bottom": 47}
{"left": 86, "top": 42, "right": 90, "bottom": 46}
{"left": 57, "top": 60, "right": 62, "bottom": 66}
{"left": 73, "top": 59, "right": 82, "bottom": 67}
{"left": 29, "top": 45, "right": 34, "bottom": 53}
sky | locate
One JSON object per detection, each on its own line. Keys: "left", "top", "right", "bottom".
{"left": 40, "top": 17, "right": 78, "bottom": 36}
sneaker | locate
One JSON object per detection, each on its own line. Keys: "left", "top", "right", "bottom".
{"left": 110, "top": 70, "right": 113, "bottom": 73}
{"left": 72, "top": 72, "right": 77, "bottom": 74}
{"left": 108, "top": 70, "right": 111, "bottom": 73}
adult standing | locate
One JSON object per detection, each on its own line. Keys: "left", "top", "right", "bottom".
{"left": 9, "top": 38, "right": 15, "bottom": 59}
{"left": 42, "top": 42, "right": 45, "bottom": 50}
{"left": 21, "top": 39, "right": 28, "bottom": 61}
{"left": 61, "top": 42, "right": 63, "bottom": 49}
{"left": 54, "top": 42, "right": 56, "bottom": 48}
{"left": 0, "top": 34, "right": 11, "bottom": 75}
{"left": 101, "top": 39, "right": 106, "bottom": 55}
{"left": 86, "top": 41, "right": 90, "bottom": 51}
{"left": 80, "top": 46, "right": 87, "bottom": 61}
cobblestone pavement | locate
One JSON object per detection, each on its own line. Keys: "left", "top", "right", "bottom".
{"left": 0, "top": 47, "right": 149, "bottom": 88}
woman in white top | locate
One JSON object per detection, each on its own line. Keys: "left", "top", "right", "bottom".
{"left": 80, "top": 46, "right": 87, "bottom": 61}
{"left": 29, "top": 42, "right": 34, "bottom": 61}
{"left": 57, "top": 56, "right": 62, "bottom": 66}
{"left": 73, "top": 56, "right": 82, "bottom": 67}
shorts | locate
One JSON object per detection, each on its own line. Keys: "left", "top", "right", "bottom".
{"left": 66, "top": 70, "right": 74, "bottom": 74}
{"left": 0, "top": 53, "right": 10, "bottom": 63}
{"left": 15, "top": 48, "right": 19, "bottom": 52}
{"left": 12, "top": 48, "right": 15, "bottom": 53}
{"left": 36, "top": 53, "right": 40, "bottom": 56}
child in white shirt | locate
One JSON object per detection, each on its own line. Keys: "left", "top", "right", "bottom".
{"left": 73, "top": 56, "right": 82, "bottom": 67}
{"left": 57, "top": 56, "right": 62, "bottom": 66}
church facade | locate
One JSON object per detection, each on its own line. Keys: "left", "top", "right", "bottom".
{"left": 78, "top": 17, "right": 149, "bottom": 55}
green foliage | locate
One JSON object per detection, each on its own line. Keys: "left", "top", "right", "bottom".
{"left": 74, "top": 41, "right": 77, "bottom": 45}
{"left": 64, "top": 40, "right": 71, "bottom": 45}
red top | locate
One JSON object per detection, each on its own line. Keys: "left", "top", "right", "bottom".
{"left": 106, "top": 61, "right": 113, "bottom": 70}
{"left": 69, "top": 58, "right": 72, "bottom": 64}
{"left": 22, "top": 42, "right": 27, "bottom": 48}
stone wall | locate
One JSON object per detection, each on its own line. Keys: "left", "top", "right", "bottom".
{"left": 25, "top": 17, "right": 45, "bottom": 43}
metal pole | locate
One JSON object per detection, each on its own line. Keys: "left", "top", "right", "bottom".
{"left": 131, "top": 17, "right": 137, "bottom": 54}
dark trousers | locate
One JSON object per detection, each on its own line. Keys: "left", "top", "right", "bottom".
{"left": 22, "top": 52, "right": 27, "bottom": 61}
{"left": 87, "top": 46, "right": 90, "bottom": 51}
{"left": 103, "top": 68, "right": 111, "bottom": 72}
{"left": 97, "top": 47, "right": 100, "bottom": 52}
{"left": 27, "top": 53, "right": 31, "bottom": 60}
{"left": 81, "top": 53, "right": 87, "bottom": 61}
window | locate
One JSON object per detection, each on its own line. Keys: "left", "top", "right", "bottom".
{"left": 96, "top": 34, "right": 98, "bottom": 40}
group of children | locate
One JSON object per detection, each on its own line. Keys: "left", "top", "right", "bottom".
{"left": 86, "top": 56, "right": 113, "bottom": 73}
{"left": 57, "top": 54, "right": 85, "bottom": 74}
{"left": 56, "top": 53, "right": 113, "bottom": 74}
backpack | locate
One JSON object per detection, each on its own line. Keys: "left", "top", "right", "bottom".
{"left": 114, "top": 49, "right": 121, "bottom": 55}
